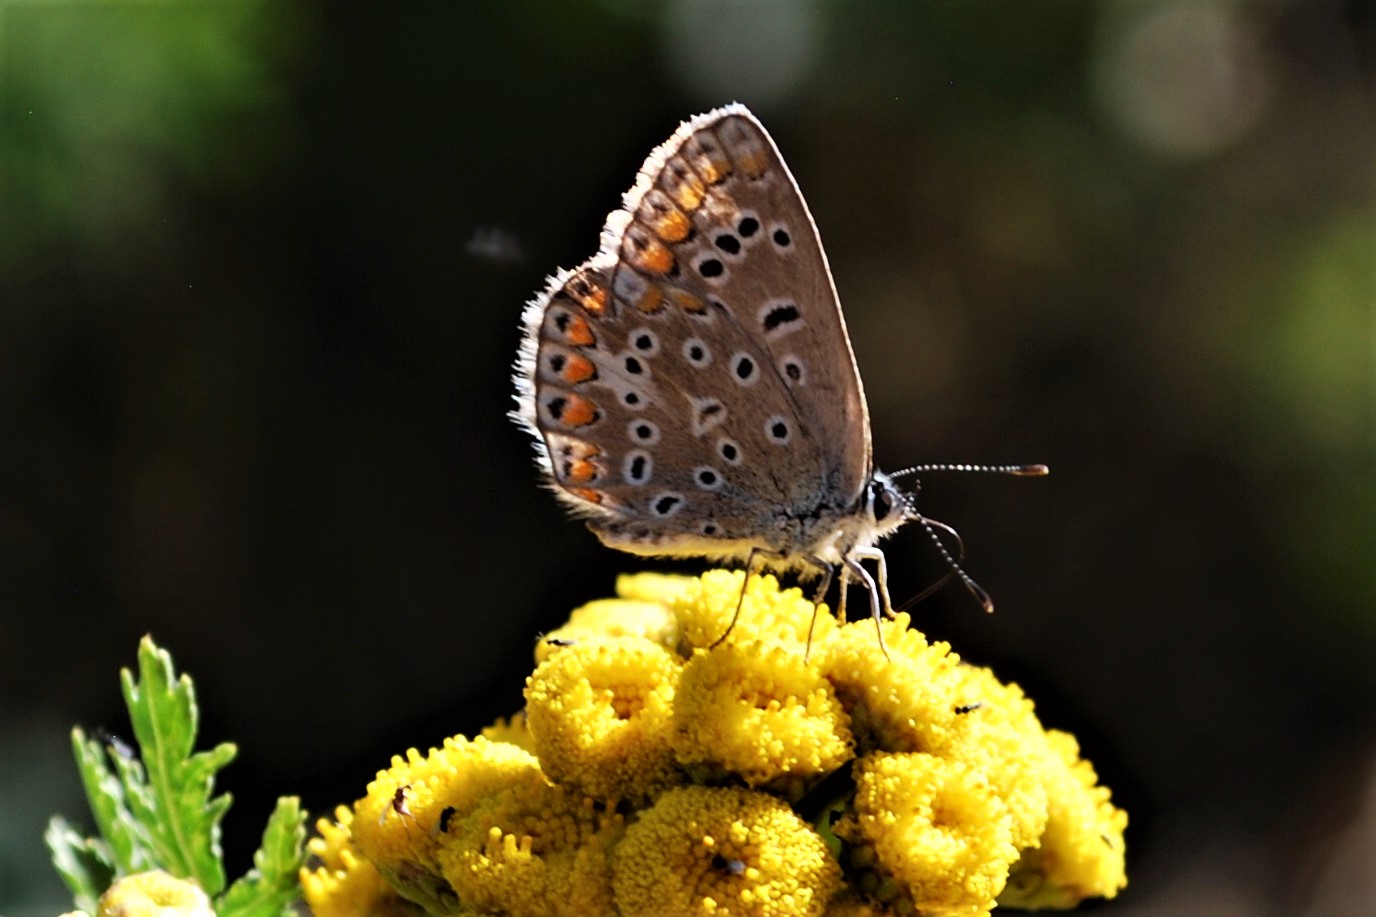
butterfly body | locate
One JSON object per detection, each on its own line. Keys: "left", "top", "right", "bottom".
{"left": 514, "top": 104, "right": 919, "bottom": 613}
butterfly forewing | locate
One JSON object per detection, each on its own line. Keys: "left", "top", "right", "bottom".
{"left": 518, "top": 105, "right": 872, "bottom": 559}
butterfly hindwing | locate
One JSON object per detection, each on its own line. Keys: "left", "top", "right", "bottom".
{"left": 516, "top": 105, "right": 873, "bottom": 560}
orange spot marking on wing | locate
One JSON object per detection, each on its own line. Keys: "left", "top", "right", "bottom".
{"left": 564, "top": 314, "right": 595, "bottom": 347}
{"left": 666, "top": 288, "right": 706, "bottom": 315}
{"left": 570, "top": 487, "right": 603, "bottom": 505}
{"left": 634, "top": 283, "right": 664, "bottom": 315}
{"left": 560, "top": 353, "right": 596, "bottom": 384}
{"left": 635, "top": 239, "right": 675, "bottom": 276}
{"left": 665, "top": 172, "right": 705, "bottom": 211}
{"left": 572, "top": 280, "right": 608, "bottom": 315}
{"left": 653, "top": 209, "right": 692, "bottom": 243}
{"left": 698, "top": 155, "right": 732, "bottom": 184}
{"left": 561, "top": 394, "right": 599, "bottom": 427}
{"left": 563, "top": 459, "right": 599, "bottom": 485}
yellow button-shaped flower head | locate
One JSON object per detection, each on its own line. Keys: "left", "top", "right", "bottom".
{"left": 300, "top": 806, "right": 425, "bottom": 917}
{"left": 933, "top": 664, "right": 1051, "bottom": 851}
{"left": 1000, "top": 729, "right": 1128, "bottom": 909}
{"left": 525, "top": 636, "right": 681, "bottom": 802}
{"left": 836, "top": 752, "right": 1021, "bottom": 917}
{"left": 817, "top": 614, "right": 964, "bottom": 755}
{"left": 97, "top": 871, "right": 213, "bottom": 917}
{"left": 437, "top": 781, "right": 625, "bottom": 917}
{"left": 657, "top": 570, "right": 839, "bottom": 651}
{"left": 673, "top": 639, "right": 852, "bottom": 796}
{"left": 612, "top": 786, "right": 842, "bottom": 917}
{"left": 537, "top": 597, "right": 681, "bottom": 664}
{"left": 351, "top": 736, "right": 547, "bottom": 913}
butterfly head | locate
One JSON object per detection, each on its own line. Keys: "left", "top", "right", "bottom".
{"left": 861, "top": 469, "right": 918, "bottom": 542}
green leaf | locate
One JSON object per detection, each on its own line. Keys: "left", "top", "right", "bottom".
{"left": 119, "top": 635, "right": 237, "bottom": 895}
{"left": 45, "top": 815, "right": 116, "bottom": 915}
{"left": 70, "top": 728, "right": 153, "bottom": 875}
{"left": 218, "top": 796, "right": 308, "bottom": 917}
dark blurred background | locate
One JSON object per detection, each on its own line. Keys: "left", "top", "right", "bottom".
{"left": 2, "top": 2, "right": 1372, "bottom": 914}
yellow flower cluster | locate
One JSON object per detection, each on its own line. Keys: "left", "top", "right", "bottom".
{"left": 301, "top": 571, "right": 1127, "bottom": 916}
{"left": 93, "top": 870, "right": 214, "bottom": 917}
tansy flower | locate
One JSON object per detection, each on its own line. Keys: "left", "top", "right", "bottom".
{"left": 350, "top": 736, "right": 547, "bottom": 913}
{"left": 300, "top": 806, "right": 425, "bottom": 917}
{"left": 305, "top": 571, "right": 1127, "bottom": 916}
{"left": 96, "top": 871, "right": 214, "bottom": 917}
{"left": 524, "top": 637, "right": 681, "bottom": 802}
{"left": 437, "top": 779, "right": 625, "bottom": 916}
{"left": 673, "top": 639, "right": 853, "bottom": 797}
{"left": 834, "top": 752, "right": 1021, "bottom": 917}
{"left": 636, "top": 570, "right": 839, "bottom": 652}
{"left": 999, "top": 730, "right": 1128, "bottom": 909}
{"left": 536, "top": 597, "right": 681, "bottom": 663}
{"left": 817, "top": 614, "right": 965, "bottom": 754}
{"left": 933, "top": 664, "right": 1051, "bottom": 851}
{"left": 479, "top": 710, "right": 536, "bottom": 754}
{"left": 611, "top": 786, "right": 842, "bottom": 917}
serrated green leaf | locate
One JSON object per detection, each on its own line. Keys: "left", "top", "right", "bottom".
{"left": 70, "top": 728, "right": 153, "bottom": 874}
{"left": 45, "top": 815, "right": 116, "bottom": 915}
{"left": 119, "top": 635, "right": 237, "bottom": 895}
{"left": 218, "top": 797, "right": 308, "bottom": 917}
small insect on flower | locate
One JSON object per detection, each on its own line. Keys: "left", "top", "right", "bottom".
{"left": 436, "top": 805, "right": 457, "bottom": 835}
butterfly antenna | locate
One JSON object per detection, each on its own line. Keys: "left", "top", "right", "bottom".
{"left": 889, "top": 464, "right": 1045, "bottom": 613}
{"left": 894, "top": 517, "right": 966, "bottom": 612}
{"left": 890, "top": 463, "right": 1048, "bottom": 479}
{"left": 915, "top": 514, "right": 995, "bottom": 613}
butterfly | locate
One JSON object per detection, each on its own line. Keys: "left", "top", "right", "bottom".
{"left": 513, "top": 104, "right": 1043, "bottom": 632}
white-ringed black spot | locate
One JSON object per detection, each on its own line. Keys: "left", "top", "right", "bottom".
{"left": 630, "top": 328, "right": 660, "bottom": 356}
{"left": 730, "top": 352, "right": 759, "bottom": 385}
{"left": 780, "top": 356, "right": 805, "bottom": 385}
{"left": 624, "top": 450, "right": 653, "bottom": 486}
{"left": 650, "top": 492, "right": 684, "bottom": 517}
{"left": 765, "top": 415, "right": 793, "bottom": 444}
{"left": 737, "top": 215, "right": 760, "bottom": 238}
{"left": 624, "top": 355, "right": 645, "bottom": 375}
{"left": 717, "top": 438, "right": 742, "bottom": 465}
{"left": 693, "top": 466, "right": 723, "bottom": 491}
{"left": 623, "top": 391, "right": 643, "bottom": 407}
{"left": 682, "top": 338, "right": 712, "bottom": 367}
{"left": 771, "top": 226, "right": 792, "bottom": 248}
{"left": 713, "top": 233, "right": 742, "bottom": 255}
{"left": 628, "top": 419, "right": 660, "bottom": 444}
{"left": 697, "top": 257, "right": 725, "bottom": 279}
{"left": 701, "top": 522, "right": 720, "bottom": 536}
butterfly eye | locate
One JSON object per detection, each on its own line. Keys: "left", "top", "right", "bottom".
{"left": 870, "top": 481, "right": 897, "bottom": 522}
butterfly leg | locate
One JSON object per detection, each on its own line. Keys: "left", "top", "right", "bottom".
{"left": 803, "top": 559, "right": 835, "bottom": 661}
{"left": 843, "top": 551, "right": 891, "bottom": 659}
{"left": 849, "top": 545, "right": 897, "bottom": 618}
{"left": 712, "top": 546, "right": 786, "bottom": 649}
{"left": 834, "top": 562, "right": 851, "bottom": 621}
